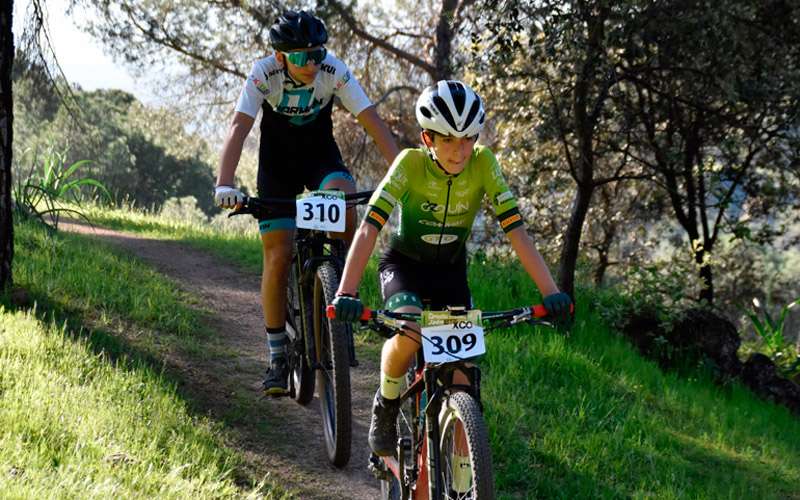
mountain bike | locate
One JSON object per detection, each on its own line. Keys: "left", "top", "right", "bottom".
{"left": 327, "top": 303, "right": 563, "bottom": 499}
{"left": 230, "top": 189, "right": 372, "bottom": 467}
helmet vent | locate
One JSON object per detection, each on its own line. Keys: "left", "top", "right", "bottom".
{"left": 432, "top": 95, "right": 458, "bottom": 131}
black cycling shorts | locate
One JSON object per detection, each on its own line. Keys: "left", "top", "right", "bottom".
{"left": 256, "top": 107, "right": 353, "bottom": 232}
{"left": 378, "top": 247, "right": 472, "bottom": 311}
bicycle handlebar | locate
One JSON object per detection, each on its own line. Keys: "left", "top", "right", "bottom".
{"left": 325, "top": 303, "right": 571, "bottom": 322}
{"left": 228, "top": 190, "right": 374, "bottom": 219}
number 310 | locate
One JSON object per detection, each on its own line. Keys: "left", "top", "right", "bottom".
{"left": 302, "top": 202, "right": 340, "bottom": 223}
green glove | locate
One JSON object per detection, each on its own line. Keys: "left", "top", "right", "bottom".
{"left": 332, "top": 295, "right": 363, "bottom": 323}
{"left": 543, "top": 292, "right": 574, "bottom": 331}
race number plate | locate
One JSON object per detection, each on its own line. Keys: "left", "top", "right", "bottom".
{"left": 296, "top": 190, "right": 346, "bottom": 232}
{"left": 420, "top": 310, "right": 485, "bottom": 363}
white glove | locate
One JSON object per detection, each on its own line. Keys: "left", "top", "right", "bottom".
{"left": 214, "top": 185, "right": 246, "bottom": 208}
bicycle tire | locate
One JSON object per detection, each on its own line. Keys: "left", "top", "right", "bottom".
{"left": 287, "top": 260, "right": 315, "bottom": 405}
{"left": 438, "top": 392, "right": 495, "bottom": 499}
{"left": 313, "top": 261, "right": 352, "bottom": 467}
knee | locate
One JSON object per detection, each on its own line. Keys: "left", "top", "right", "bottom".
{"left": 261, "top": 240, "right": 292, "bottom": 269}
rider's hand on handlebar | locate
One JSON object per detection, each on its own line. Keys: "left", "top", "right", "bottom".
{"left": 543, "top": 292, "right": 574, "bottom": 332}
{"left": 332, "top": 294, "right": 363, "bottom": 323}
{"left": 214, "top": 186, "right": 246, "bottom": 208}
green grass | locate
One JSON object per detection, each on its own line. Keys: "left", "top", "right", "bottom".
{"left": 471, "top": 259, "right": 800, "bottom": 499}
{"left": 0, "top": 308, "right": 280, "bottom": 498}
{"left": 1, "top": 219, "right": 290, "bottom": 498}
{"left": 33, "top": 206, "right": 800, "bottom": 499}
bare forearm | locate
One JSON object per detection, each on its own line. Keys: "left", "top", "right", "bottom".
{"left": 217, "top": 133, "right": 246, "bottom": 186}
{"left": 217, "top": 113, "right": 254, "bottom": 186}
{"left": 337, "top": 222, "right": 379, "bottom": 296}
{"left": 357, "top": 106, "right": 400, "bottom": 165}
{"left": 508, "top": 227, "right": 560, "bottom": 297}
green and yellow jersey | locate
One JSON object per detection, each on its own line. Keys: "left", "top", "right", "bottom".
{"left": 365, "top": 146, "right": 524, "bottom": 263}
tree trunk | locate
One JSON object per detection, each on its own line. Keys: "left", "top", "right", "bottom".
{"left": 0, "top": 0, "right": 14, "bottom": 291}
{"left": 433, "top": 0, "right": 459, "bottom": 80}
{"left": 558, "top": 181, "right": 593, "bottom": 298}
{"left": 695, "top": 247, "right": 714, "bottom": 304}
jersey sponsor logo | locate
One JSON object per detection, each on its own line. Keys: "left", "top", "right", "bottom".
{"left": 267, "top": 67, "right": 283, "bottom": 78}
{"left": 421, "top": 200, "right": 470, "bottom": 215}
{"left": 277, "top": 98, "right": 325, "bottom": 115}
{"left": 500, "top": 213, "right": 522, "bottom": 229}
{"left": 495, "top": 191, "right": 514, "bottom": 204}
{"left": 252, "top": 77, "right": 270, "bottom": 94}
{"left": 368, "top": 210, "right": 387, "bottom": 226}
{"left": 419, "top": 218, "right": 466, "bottom": 228}
{"left": 421, "top": 234, "right": 458, "bottom": 245}
{"left": 320, "top": 63, "right": 336, "bottom": 75}
{"left": 426, "top": 180, "right": 442, "bottom": 190}
{"left": 335, "top": 70, "right": 352, "bottom": 89}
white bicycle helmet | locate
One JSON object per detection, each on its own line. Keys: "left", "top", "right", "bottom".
{"left": 415, "top": 80, "right": 485, "bottom": 137}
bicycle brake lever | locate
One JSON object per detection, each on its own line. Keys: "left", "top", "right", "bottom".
{"left": 510, "top": 311, "right": 531, "bottom": 325}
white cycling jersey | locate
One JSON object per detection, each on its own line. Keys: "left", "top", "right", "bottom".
{"left": 235, "top": 52, "right": 372, "bottom": 127}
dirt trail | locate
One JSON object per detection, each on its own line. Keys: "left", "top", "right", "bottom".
{"left": 61, "top": 221, "right": 380, "bottom": 499}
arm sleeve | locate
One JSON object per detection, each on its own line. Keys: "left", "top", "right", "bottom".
{"left": 332, "top": 59, "right": 372, "bottom": 117}
{"left": 234, "top": 61, "right": 268, "bottom": 119}
{"left": 480, "top": 147, "right": 525, "bottom": 233}
{"left": 363, "top": 150, "right": 412, "bottom": 231}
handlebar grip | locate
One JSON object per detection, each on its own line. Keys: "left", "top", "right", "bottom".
{"left": 532, "top": 303, "right": 575, "bottom": 318}
{"left": 324, "top": 305, "right": 374, "bottom": 321}
{"left": 361, "top": 307, "right": 373, "bottom": 321}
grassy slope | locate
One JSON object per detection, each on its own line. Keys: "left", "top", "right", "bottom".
{"left": 36, "top": 207, "right": 800, "bottom": 498}
{"left": 472, "top": 260, "right": 800, "bottom": 499}
{"left": 1, "top": 220, "right": 289, "bottom": 498}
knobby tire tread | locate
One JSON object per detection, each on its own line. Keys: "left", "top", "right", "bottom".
{"left": 440, "top": 392, "right": 495, "bottom": 499}
{"left": 316, "top": 261, "right": 352, "bottom": 467}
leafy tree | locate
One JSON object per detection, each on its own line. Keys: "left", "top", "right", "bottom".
{"left": 612, "top": 1, "right": 800, "bottom": 303}
{"left": 1, "top": 0, "right": 12, "bottom": 290}
{"left": 74, "top": 1, "right": 480, "bottom": 184}
{"left": 13, "top": 76, "right": 218, "bottom": 215}
{"left": 474, "top": 0, "right": 649, "bottom": 298}
{"left": 476, "top": 0, "right": 800, "bottom": 304}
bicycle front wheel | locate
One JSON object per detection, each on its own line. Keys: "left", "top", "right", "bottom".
{"left": 438, "top": 392, "right": 495, "bottom": 499}
{"left": 313, "top": 261, "right": 352, "bottom": 467}
{"left": 287, "top": 261, "right": 314, "bottom": 405}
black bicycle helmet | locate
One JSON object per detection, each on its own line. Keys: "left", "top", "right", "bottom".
{"left": 269, "top": 10, "right": 328, "bottom": 51}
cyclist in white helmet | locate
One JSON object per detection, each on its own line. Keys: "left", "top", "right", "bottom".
{"left": 331, "top": 80, "right": 573, "bottom": 459}
{"left": 214, "top": 10, "right": 399, "bottom": 396}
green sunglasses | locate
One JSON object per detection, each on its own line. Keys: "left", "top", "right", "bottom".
{"left": 283, "top": 47, "right": 327, "bottom": 66}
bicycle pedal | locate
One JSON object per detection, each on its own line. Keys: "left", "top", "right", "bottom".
{"left": 368, "top": 453, "right": 393, "bottom": 481}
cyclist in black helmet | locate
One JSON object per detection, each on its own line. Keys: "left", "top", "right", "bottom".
{"left": 215, "top": 10, "right": 400, "bottom": 396}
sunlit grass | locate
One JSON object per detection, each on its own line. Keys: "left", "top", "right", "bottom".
{"left": 471, "top": 259, "right": 800, "bottom": 499}
{"left": 2, "top": 219, "right": 291, "bottom": 498}
{"left": 0, "top": 308, "right": 286, "bottom": 499}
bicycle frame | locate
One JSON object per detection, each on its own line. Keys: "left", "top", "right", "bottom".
{"left": 394, "top": 352, "right": 483, "bottom": 500}
{"left": 292, "top": 228, "right": 357, "bottom": 369}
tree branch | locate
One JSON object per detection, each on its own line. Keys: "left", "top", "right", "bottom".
{"left": 324, "top": 0, "right": 438, "bottom": 79}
